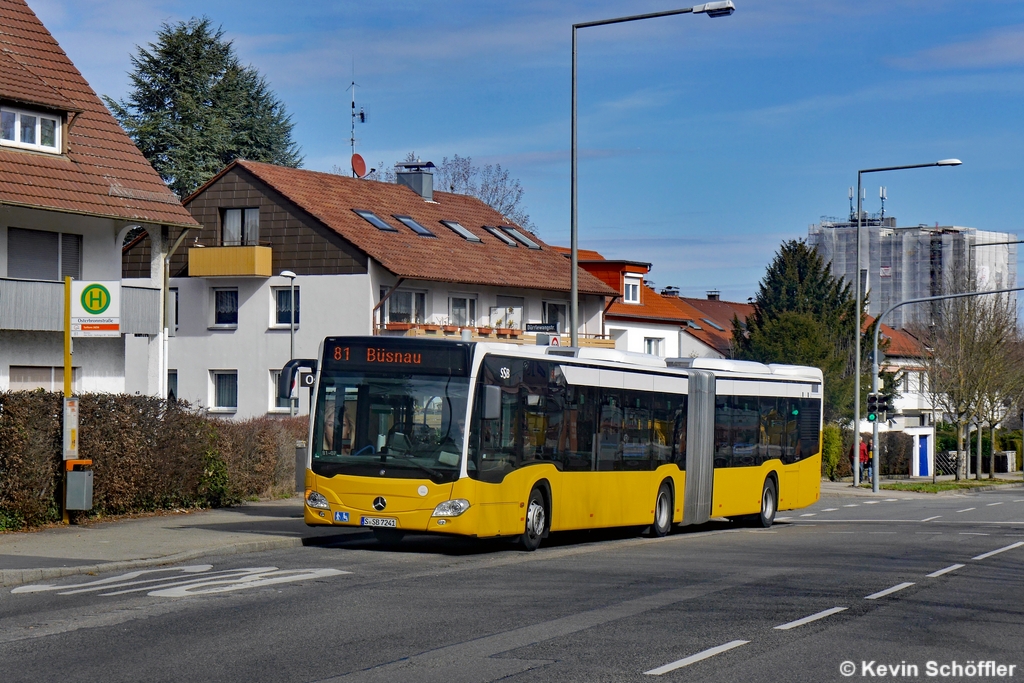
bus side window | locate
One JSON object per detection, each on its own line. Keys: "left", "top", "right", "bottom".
{"left": 562, "top": 385, "right": 595, "bottom": 471}
{"left": 597, "top": 390, "right": 622, "bottom": 471}
{"left": 732, "top": 397, "right": 759, "bottom": 468}
{"left": 650, "top": 393, "right": 676, "bottom": 468}
{"left": 760, "top": 396, "right": 783, "bottom": 462}
{"left": 714, "top": 395, "right": 732, "bottom": 468}
{"left": 673, "top": 397, "right": 687, "bottom": 470}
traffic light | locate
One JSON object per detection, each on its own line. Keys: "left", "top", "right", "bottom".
{"left": 883, "top": 394, "right": 896, "bottom": 416}
{"left": 866, "top": 393, "right": 879, "bottom": 422}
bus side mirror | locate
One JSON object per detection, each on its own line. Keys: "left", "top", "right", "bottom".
{"left": 483, "top": 385, "right": 502, "bottom": 420}
{"left": 279, "top": 359, "right": 318, "bottom": 401}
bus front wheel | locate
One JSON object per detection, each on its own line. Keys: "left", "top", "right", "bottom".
{"left": 649, "top": 481, "right": 673, "bottom": 537}
{"left": 520, "top": 487, "right": 547, "bottom": 551}
{"left": 755, "top": 477, "right": 777, "bottom": 528}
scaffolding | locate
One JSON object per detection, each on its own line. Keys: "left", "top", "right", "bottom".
{"left": 808, "top": 217, "right": 1017, "bottom": 329}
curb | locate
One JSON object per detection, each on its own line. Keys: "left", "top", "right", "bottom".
{"left": 820, "top": 481, "right": 1024, "bottom": 498}
{"left": 2, "top": 536, "right": 304, "bottom": 589}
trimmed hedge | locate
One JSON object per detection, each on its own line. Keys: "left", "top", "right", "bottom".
{"left": 0, "top": 391, "right": 305, "bottom": 530}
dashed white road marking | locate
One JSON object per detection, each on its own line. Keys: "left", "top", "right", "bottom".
{"left": 866, "top": 582, "right": 915, "bottom": 600}
{"left": 926, "top": 564, "right": 965, "bottom": 578}
{"left": 957, "top": 508, "right": 976, "bottom": 513}
{"left": 821, "top": 508, "right": 839, "bottom": 512}
{"left": 960, "top": 532, "right": 989, "bottom": 536}
{"left": 987, "top": 502, "right": 1004, "bottom": 507}
{"left": 884, "top": 498, "right": 899, "bottom": 502}
{"left": 11, "top": 565, "right": 349, "bottom": 598}
{"left": 869, "top": 531, "right": 896, "bottom": 534}
{"left": 843, "top": 504, "right": 859, "bottom": 508}
{"left": 775, "top": 516, "right": 792, "bottom": 521}
{"left": 800, "top": 513, "right": 816, "bottom": 517}
{"left": 972, "top": 541, "right": 1024, "bottom": 561}
{"left": 1014, "top": 499, "right": 1024, "bottom": 503}
{"left": 864, "top": 501, "right": 880, "bottom": 505}
{"left": 644, "top": 640, "right": 750, "bottom": 676}
{"left": 922, "top": 516, "right": 942, "bottom": 522}
{"left": 774, "top": 607, "right": 847, "bottom": 630}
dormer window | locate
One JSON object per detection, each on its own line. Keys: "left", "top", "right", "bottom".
{"left": 624, "top": 275, "right": 641, "bottom": 304}
{"left": 1, "top": 106, "right": 61, "bottom": 153}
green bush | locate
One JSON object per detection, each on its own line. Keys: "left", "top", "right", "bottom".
{"left": 821, "top": 424, "right": 842, "bottom": 480}
{"left": 0, "top": 392, "right": 305, "bottom": 530}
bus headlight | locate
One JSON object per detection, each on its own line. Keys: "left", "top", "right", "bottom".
{"left": 306, "top": 491, "right": 330, "bottom": 510}
{"left": 432, "top": 499, "right": 470, "bottom": 517}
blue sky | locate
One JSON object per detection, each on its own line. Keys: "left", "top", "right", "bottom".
{"left": 33, "top": 0, "right": 1024, "bottom": 302}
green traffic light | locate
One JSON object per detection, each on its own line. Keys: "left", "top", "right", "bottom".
{"left": 867, "top": 412, "right": 877, "bottom": 422}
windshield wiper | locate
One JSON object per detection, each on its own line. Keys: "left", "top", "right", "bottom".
{"left": 386, "top": 452, "right": 447, "bottom": 482}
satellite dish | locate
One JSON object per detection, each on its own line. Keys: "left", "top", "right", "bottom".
{"left": 351, "top": 153, "right": 367, "bottom": 178}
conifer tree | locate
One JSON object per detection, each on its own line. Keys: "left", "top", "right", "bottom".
{"left": 105, "top": 17, "right": 301, "bottom": 198}
{"left": 733, "top": 240, "right": 860, "bottom": 421}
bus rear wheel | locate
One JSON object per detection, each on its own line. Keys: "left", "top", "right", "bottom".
{"left": 520, "top": 487, "right": 547, "bottom": 551}
{"left": 755, "top": 477, "right": 777, "bottom": 528}
{"left": 649, "top": 482, "right": 673, "bottom": 537}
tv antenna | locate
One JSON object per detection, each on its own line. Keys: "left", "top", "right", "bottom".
{"left": 347, "top": 69, "right": 369, "bottom": 177}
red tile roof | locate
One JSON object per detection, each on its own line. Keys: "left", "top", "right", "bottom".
{"left": 864, "top": 316, "right": 925, "bottom": 358}
{"left": 0, "top": 0, "right": 197, "bottom": 227}
{"left": 197, "top": 160, "right": 616, "bottom": 295}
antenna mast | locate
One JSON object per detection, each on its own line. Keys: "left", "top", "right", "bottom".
{"left": 879, "top": 186, "right": 887, "bottom": 219}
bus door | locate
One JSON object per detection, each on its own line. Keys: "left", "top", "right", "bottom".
{"left": 683, "top": 370, "right": 715, "bottom": 526}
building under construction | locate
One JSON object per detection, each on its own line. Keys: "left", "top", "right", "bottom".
{"left": 808, "top": 212, "right": 1017, "bottom": 329}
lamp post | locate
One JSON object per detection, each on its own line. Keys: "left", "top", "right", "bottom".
{"left": 281, "top": 270, "right": 297, "bottom": 416}
{"left": 569, "top": 1, "right": 735, "bottom": 347}
{"left": 852, "top": 159, "right": 961, "bottom": 489}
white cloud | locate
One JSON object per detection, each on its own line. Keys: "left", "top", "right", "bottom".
{"left": 894, "top": 25, "right": 1024, "bottom": 70}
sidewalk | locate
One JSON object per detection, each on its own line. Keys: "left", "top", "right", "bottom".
{"left": 820, "top": 472, "right": 1024, "bottom": 499}
{"left": 0, "top": 495, "right": 349, "bottom": 588}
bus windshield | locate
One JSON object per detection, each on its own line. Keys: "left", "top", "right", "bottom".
{"left": 312, "top": 372, "right": 469, "bottom": 483}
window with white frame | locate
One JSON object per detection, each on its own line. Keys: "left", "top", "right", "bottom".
{"left": 211, "top": 371, "right": 238, "bottom": 410}
{"left": 270, "top": 370, "right": 290, "bottom": 410}
{"left": 273, "top": 287, "right": 300, "bottom": 326}
{"left": 380, "top": 288, "right": 425, "bottom": 324}
{"left": 9, "top": 366, "right": 78, "bottom": 392}
{"left": 221, "top": 208, "right": 260, "bottom": 246}
{"left": 644, "top": 337, "right": 664, "bottom": 356}
{"left": 449, "top": 295, "right": 476, "bottom": 327}
{"left": 6, "top": 227, "right": 81, "bottom": 281}
{"left": 167, "top": 370, "right": 178, "bottom": 401}
{"left": 0, "top": 106, "right": 61, "bottom": 153}
{"left": 624, "top": 276, "right": 641, "bottom": 304}
{"left": 212, "top": 288, "right": 238, "bottom": 327}
{"left": 543, "top": 301, "right": 568, "bottom": 333}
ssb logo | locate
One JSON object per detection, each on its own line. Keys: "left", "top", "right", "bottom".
{"left": 80, "top": 284, "right": 111, "bottom": 315}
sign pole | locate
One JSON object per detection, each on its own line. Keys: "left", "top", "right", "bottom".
{"left": 63, "top": 276, "right": 72, "bottom": 523}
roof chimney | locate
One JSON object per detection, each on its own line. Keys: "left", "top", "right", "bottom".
{"left": 706, "top": 290, "right": 720, "bottom": 301}
{"left": 661, "top": 286, "right": 680, "bottom": 298}
{"left": 395, "top": 159, "right": 435, "bottom": 201}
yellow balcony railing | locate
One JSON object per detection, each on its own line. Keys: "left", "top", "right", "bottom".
{"left": 188, "top": 246, "right": 272, "bottom": 277}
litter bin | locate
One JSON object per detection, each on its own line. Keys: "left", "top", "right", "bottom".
{"left": 66, "top": 469, "right": 93, "bottom": 510}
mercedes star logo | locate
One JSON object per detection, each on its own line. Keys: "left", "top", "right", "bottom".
{"left": 372, "top": 496, "right": 387, "bottom": 511}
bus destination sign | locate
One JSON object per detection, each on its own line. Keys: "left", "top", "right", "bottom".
{"left": 324, "top": 339, "right": 469, "bottom": 376}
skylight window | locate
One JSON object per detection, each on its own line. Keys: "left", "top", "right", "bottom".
{"left": 1, "top": 106, "right": 61, "bottom": 154}
{"left": 393, "top": 215, "right": 435, "bottom": 237}
{"left": 353, "top": 209, "right": 397, "bottom": 232}
{"left": 701, "top": 318, "right": 725, "bottom": 332}
{"left": 440, "top": 220, "right": 481, "bottom": 243}
{"left": 484, "top": 226, "right": 518, "bottom": 247}
{"left": 502, "top": 227, "right": 541, "bottom": 249}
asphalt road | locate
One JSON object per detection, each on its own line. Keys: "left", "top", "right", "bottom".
{"left": 2, "top": 488, "right": 1023, "bottom": 683}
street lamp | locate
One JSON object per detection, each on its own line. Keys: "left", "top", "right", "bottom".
{"left": 281, "top": 270, "right": 297, "bottom": 416}
{"left": 569, "top": 1, "right": 736, "bottom": 347}
{"left": 852, "top": 160, "right": 961, "bottom": 489}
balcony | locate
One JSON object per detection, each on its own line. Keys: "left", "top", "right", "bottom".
{"left": 188, "top": 245, "right": 272, "bottom": 277}
{"left": 0, "top": 278, "right": 160, "bottom": 334}
{"left": 375, "top": 322, "right": 615, "bottom": 348}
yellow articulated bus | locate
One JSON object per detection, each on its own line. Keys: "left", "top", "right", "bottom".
{"left": 288, "top": 336, "right": 822, "bottom": 550}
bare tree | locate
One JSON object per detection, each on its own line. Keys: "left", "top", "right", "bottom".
{"left": 923, "top": 272, "right": 1019, "bottom": 480}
